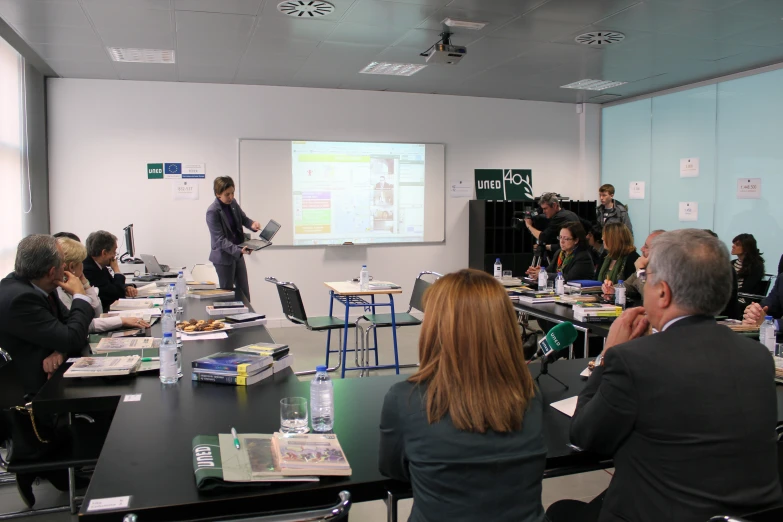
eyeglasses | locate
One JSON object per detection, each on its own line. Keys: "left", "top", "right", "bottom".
{"left": 557, "top": 236, "right": 574, "bottom": 242}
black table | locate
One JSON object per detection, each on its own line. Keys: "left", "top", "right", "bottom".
{"left": 514, "top": 301, "right": 612, "bottom": 358}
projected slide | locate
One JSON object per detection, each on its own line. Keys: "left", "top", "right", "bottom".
{"left": 292, "top": 141, "right": 426, "bottom": 246}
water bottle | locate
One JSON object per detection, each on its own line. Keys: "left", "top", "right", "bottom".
{"left": 162, "top": 308, "right": 175, "bottom": 337}
{"left": 555, "top": 271, "right": 565, "bottom": 295}
{"left": 176, "top": 271, "right": 187, "bottom": 301}
{"left": 538, "top": 268, "right": 548, "bottom": 292}
{"left": 494, "top": 258, "right": 502, "bottom": 279}
{"left": 168, "top": 283, "right": 178, "bottom": 311}
{"left": 359, "top": 265, "right": 369, "bottom": 291}
{"left": 310, "top": 365, "right": 334, "bottom": 433}
{"left": 760, "top": 316, "right": 776, "bottom": 355}
{"left": 159, "top": 332, "right": 179, "bottom": 384}
{"left": 615, "top": 280, "right": 626, "bottom": 309}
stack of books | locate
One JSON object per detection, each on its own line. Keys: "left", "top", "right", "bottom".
{"left": 235, "top": 343, "right": 293, "bottom": 373}
{"left": 505, "top": 286, "right": 531, "bottom": 302}
{"left": 565, "top": 280, "right": 604, "bottom": 294}
{"left": 187, "top": 281, "right": 217, "bottom": 290}
{"left": 573, "top": 303, "right": 623, "bottom": 323}
{"left": 223, "top": 313, "right": 266, "bottom": 329}
{"left": 64, "top": 355, "right": 141, "bottom": 378}
{"left": 271, "top": 433, "right": 352, "bottom": 477}
{"left": 516, "top": 290, "right": 558, "bottom": 304}
{"left": 206, "top": 301, "right": 249, "bottom": 316}
{"left": 189, "top": 289, "right": 235, "bottom": 299}
{"left": 191, "top": 352, "right": 273, "bottom": 386}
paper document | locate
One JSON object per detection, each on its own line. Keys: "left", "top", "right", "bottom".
{"left": 580, "top": 367, "right": 592, "bottom": 377}
{"left": 180, "top": 331, "right": 228, "bottom": 341}
{"left": 550, "top": 396, "right": 579, "bottom": 417}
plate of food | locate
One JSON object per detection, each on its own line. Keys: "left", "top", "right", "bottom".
{"left": 175, "top": 318, "right": 231, "bottom": 335}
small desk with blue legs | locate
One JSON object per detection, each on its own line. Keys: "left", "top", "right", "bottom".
{"left": 323, "top": 281, "right": 403, "bottom": 378}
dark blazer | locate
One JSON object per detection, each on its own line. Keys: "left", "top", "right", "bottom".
{"left": 571, "top": 316, "right": 783, "bottom": 522}
{"left": 762, "top": 276, "right": 783, "bottom": 319}
{"left": 379, "top": 380, "right": 546, "bottom": 522}
{"left": 539, "top": 208, "right": 580, "bottom": 256}
{"left": 546, "top": 248, "right": 596, "bottom": 282}
{"left": 733, "top": 259, "right": 766, "bottom": 295}
{"left": 206, "top": 198, "right": 253, "bottom": 266}
{"left": 82, "top": 255, "right": 127, "bottom": 313}
{"left": 0, "top": 273, "right": 93, "bottom": 397}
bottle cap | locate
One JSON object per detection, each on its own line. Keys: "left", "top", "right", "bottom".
{"left": 316, "top": 365, "right": 327, "bottom": 372}
{"left": 165, "top": 293, "right": 172, "bottom": 298}
{"left": 178, "top": 271, "right": 183, "bottom": 274}
{"left": 164, "top": 309, "right": 172, "bottom": 313}
{"left": 163, "top": 332, "right": 173, "bottom": 337}
{"left": 618, "top": 280, "right": 624, "bottom": 284}
{"left": 362, "top": 265, "right": 366, "bottom": 268}
{"left": 765, "top": 316, "right": 773, "bottom": 320}
{"left": 496, "top": 258, "right": 500, "bottom": 262}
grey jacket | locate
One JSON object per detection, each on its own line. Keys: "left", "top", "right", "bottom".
{"left": 596, "top": 200, "right": 633, "bottom": 235}
{"left": 206, "top": 198, "right": 254, "bottom": 265}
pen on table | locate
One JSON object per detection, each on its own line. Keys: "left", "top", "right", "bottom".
{"left": 141, "top": 357, "right": 159, "bottom": 362}
{"left": 231, "top": 427, "right": 240, "bottom": 450}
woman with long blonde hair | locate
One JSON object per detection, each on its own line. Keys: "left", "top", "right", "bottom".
{"left": 379, "top": 269, "right": 546, "bottom": 522}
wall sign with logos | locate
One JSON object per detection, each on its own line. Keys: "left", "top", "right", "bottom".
{"left": 474, "top": 169, "right": 534, "bottom": 201}
{"left": 147, "top": 162, "right": 206, "bottom": 179}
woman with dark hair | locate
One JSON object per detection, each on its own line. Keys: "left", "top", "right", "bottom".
{"left": 206, "top": 176, "right": 261, "bottom": 301}
{"left": 527, "top": 222, "right": 595, "bottom": 282}
{"left": 379, "top": 269, "right": 546, "bottom": 522}
{"left": 597, "top": 222, "right": 639, "bottom": 285}
{"left": 731, "top": 233, "right": 766, "bottom": 296}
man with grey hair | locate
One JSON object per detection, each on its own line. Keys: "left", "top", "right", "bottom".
{"left": 82, "top": 230, "right": 137, "bottom": 312}
{"left": 523, "top": 192, "right": 579, "bottom": 261}
{"left": 0, "top": 235, "right": 94, "bottom": 397}
{"left": 548, "top": 229, "right": 782, "bottom": 522}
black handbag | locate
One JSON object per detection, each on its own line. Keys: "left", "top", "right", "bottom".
{"left": 1, "top": 403, "right": 60, "bottom": 463}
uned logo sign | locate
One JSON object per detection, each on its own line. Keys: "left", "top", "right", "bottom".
{"left": 474, "top": 169, "right": 534, "bottom": 201}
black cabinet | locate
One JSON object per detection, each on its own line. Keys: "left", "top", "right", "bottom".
{"left": 469, "top": 199, "right": 598, "bottom": 276}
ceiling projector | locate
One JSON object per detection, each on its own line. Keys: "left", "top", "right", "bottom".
{"left": 425, "top": 43, "right": 467, "bottom": 65}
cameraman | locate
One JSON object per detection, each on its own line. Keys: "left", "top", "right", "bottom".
{"left": 524, "top": 192, "right": 579, "bottom": 261}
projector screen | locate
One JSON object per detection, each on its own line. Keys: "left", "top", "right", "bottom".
{"left": 239, "top": 140, "right": 445, "bottom": 246}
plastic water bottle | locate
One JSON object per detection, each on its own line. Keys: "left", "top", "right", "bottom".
{"left": 176, "top": 271, "right": 187, "bottom": 301}
{"left": 168, "top": 283, "right": 178, "bottom": 311}
{"left": 615, "top": 280, "right": 626, "bottom": 310}
{"left": 538, "top": 268, "right": 548, "bottom": 292}
{"left": 494, "top": 258, "right": 502, "bottom": 279}
{"left": 310, "top": 365, "right": 334, "bottom": 433}
{"left": 359, "top": 265, "right": 369, "bottom": 291}
{"left": 760, "top": 316, "right": 776, "bottom": 355}
{"left": 159, "top": 332, "right": 179, "bottom": 384}
{"left": 162, "top": 308, "right": 175, "bottom": 337}
{"left": 555, "top": 271, "right": 565, "bottom": 295}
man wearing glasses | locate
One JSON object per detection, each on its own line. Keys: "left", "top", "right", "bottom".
{"left": 82, "top": 230, "right": 138, "bottom": 312}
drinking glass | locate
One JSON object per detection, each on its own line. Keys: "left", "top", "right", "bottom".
{"left": 280, "top": 397, "right": 309, "bottom": 434}
{"left": 502, "top": 270, "right": 513, "bottom": 279}
{"left": 546, "top": 281, "right": 554, "bottom": 292}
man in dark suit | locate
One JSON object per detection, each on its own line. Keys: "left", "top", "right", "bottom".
{"left": 0, "top": 235, "right": 93, "bottom": 398}
{"left": 548, "top": 229, "right": 783, "bottom": 522}
{"left": 744, "top": 275, "right": 783, "bottom": 326}
{"left": 374, "top": 175, "right": 394, "bottom": 204}
{"left": 82, "top": 230, "right": 137, "bottom": 312}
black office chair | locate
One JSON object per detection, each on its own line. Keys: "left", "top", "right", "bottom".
{"left": 356, "top": 271, "right": 442, "bottom": 376}
{"left": 0, "top": 349, "right": 103, "bottom": 518}
{"left": 738, "top": 274, "right": 776, "bottom": 307}
{"left": 265, "top": 277, "right": 358, "bottom": 376}
{"left": 157, "top": 490, "right": 351, "bottom": 522}
{"left": 710, "top": 506, "right": 783, "bottom": 522}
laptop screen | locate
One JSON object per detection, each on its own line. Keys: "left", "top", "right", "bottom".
{"left": 259, "top": 220, "right": 281, "bottom": 242}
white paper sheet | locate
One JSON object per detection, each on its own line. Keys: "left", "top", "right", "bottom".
{"left": 550, "top": 396, "right": 579, "bottom": 417}
{"left": 678, "top": 201, "right": 698, "bottom": 221}
{"left": 679, "top": 157, "right": 699, "bottom": 177}
{"left": 180, "top": 331, "right": 228, "bottom": 341}
{"left": 580, "top": 367, "right": 592, "bottom": 377}
{"left": 628, "top": 181, "right": 645, "bottom": 200}
{"left": 736, "top": 178, "right": 761, "bottom": 199}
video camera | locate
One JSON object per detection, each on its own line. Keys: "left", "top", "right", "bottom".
{"left": 511, "top": 209, "right": 540, "bottom": 231}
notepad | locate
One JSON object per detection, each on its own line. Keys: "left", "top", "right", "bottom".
{"left": 550, "top": 396, "right": 579, "bottom": 417}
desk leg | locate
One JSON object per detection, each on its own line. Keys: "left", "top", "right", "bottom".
{"left": 342, "top": 298, "right": 350, "bottom": 379}
{"left": 371, "top": 294, "right": 379, "bottom": 366}
{"left": 583, "top": 327, "right": 589, "bottom": 359}
{"left": 390, "top": 294, "right": 399, "bottom": 375}
{"left": 326, "top": 291, "right": 335, "bottom": 367}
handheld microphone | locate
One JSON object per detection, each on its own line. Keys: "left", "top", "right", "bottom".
{"left": 528, "top": 322, "right": 578, "bottom": 363}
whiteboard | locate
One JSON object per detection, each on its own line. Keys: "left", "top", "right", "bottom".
{"left": 238, "top": 139, "right": 445, "bottom": 246}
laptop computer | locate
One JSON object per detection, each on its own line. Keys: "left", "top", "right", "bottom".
{"left": 139, "top": 254, "right": 178, "bottom": 277}
{"left": 240, "top": 219, "right": 281, "bottom": 251}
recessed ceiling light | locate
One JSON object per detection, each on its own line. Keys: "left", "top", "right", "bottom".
{"left": 561, "top": 79, "right": 627, "bottom": 91}
{"left": 574, "top": 31, "right": 625, "bottom": 46}
{"left": 277, "top": 0, "right": 335, "bottom": 17}
{"left": 442, "top": 18, "right": 487, "bottom": 30}
{"left": 360, "top": 62, "right": 427, "bottom": 76}
{"left": 108, "top": 47, "right": 175, "bottom": 63}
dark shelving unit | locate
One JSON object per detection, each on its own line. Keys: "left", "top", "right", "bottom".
{"left": 469, "top": 199, "right": 598, "bottom": 276}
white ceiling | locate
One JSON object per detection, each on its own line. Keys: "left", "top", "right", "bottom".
{"left": 1, "top": 0, "right": 782, "bottom": 103}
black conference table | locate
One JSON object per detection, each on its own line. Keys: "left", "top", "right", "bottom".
{"left": 32, "top": 296, "right": 610, "bottom": 521}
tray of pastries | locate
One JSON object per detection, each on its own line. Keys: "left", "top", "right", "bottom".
{"left": 175, "top": 318, "right": 230, "bottom": 335}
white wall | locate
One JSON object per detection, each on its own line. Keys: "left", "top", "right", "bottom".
{"left": 48, "top": 79, "right": 598, "bottom": 325}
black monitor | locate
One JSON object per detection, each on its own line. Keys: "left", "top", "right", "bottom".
{"left": 121, "top": 224, "right": 143, "bottom": 263}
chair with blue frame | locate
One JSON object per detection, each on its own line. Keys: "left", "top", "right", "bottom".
{"left": 265, "top": 277, "right": 359, "bottom": 376}
{"left": 356, "top": 271, "right": 442, "bottom": 376}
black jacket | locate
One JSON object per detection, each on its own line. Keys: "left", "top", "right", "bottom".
{"left": 0, "top": 273, "right": 93, "bottom": 397}
{"left": 82, "top": 256, "right": 127, "bottom": 312}
{"left": 571, "top": 316, "right": 783, "bottom": 522}
{"left": 762, "top": 276, "right": 783, "bottom": 319}
{"left": 379, "top": 380, "right": 546, "bottom": 522}
{"left": 538, "top": 208, "right": 580, "bottom": 257}
{"left": 733, "top": 258, "right": 766, "bottom": 295}
{"left": 546, "top": 248, "right": 596, "bottom": 282}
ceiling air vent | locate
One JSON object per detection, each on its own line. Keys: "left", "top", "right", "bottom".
{"left": 277, "top": 1, "right": 335, "bottom": 17}
{"left": 589, "top": 94, "right": 623, "bottom": 103}
{"left": 574, "top": 31, "right": 625, "bottom": 46}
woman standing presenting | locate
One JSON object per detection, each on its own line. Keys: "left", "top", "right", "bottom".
{"left": 206, "top": 176, "right": 260, "bottom": 301}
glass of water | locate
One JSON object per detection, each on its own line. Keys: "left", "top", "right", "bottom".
{"left": 546, "top": 280, "right": 554, "bottom": 292}
{"left": 280, "top": 397, "right": 309, "bottom": 434}
{"left": 502, "top": 270, "right": 513, "bottom": 279}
